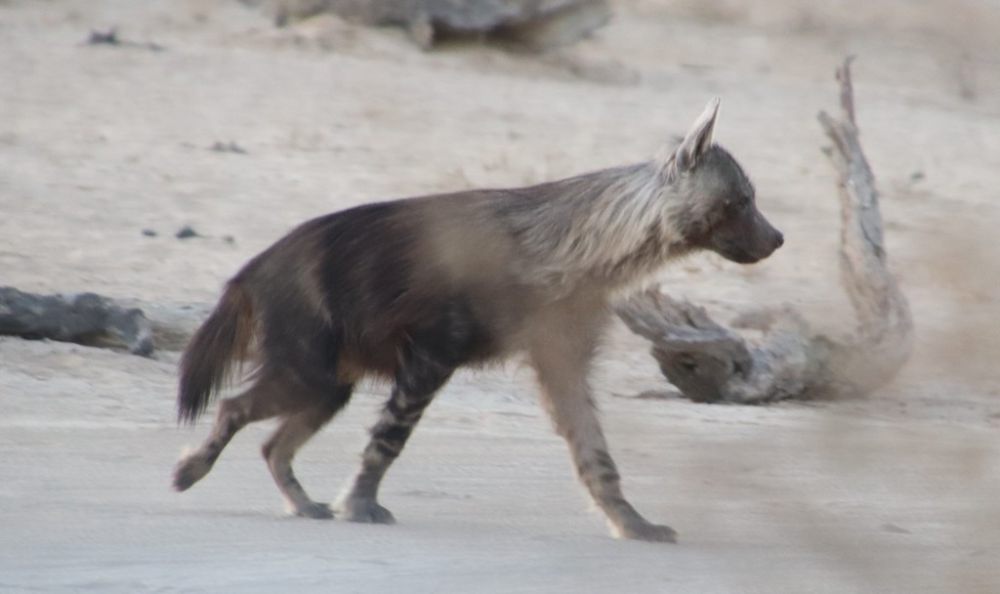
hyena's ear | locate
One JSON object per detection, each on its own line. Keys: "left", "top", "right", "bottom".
{"left": 670, "top": 97, "right": 721, "bottom": 173}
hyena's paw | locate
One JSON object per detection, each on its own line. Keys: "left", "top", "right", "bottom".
{"left": 293, "top": 501, "right": 335, "bottom": 520}
{"left": 336, "top": 498, "right": 396, "bottom": 524}
{"left": 615, "top": 520, "right": 678, "bottom": 543}
{"left": 172, "top": 454, "right": 213, "bottom": 492}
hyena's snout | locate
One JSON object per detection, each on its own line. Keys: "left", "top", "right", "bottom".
{"left": 753, "top": 210, "right": 784, "bottom": 258}
{"left": 710, "top": 206, "right": 784, "bottom": 264}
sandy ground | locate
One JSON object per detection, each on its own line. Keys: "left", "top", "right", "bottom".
{"left": 2, "top": 0, "right": 1000, "bottom": 592}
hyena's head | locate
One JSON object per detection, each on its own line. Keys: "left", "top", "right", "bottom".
{"left": 662, "top": 98, "right": 783, "bottom": 264}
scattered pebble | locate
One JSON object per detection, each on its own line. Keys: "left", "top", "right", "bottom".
{"left": 210, "top": 141, "right": 248, "bottom": 155}
{"left": 175, "top": 226, "right": 200, "bottom": 239}
{"left": 880, "top": 523, "right": 911, "bottom": 534}
{"left": 85, "top": 27, "right": 165, "bottom": 52}
{"left": 87, "top": 28, "right": 120, "bottom": 46}
{"left": 141, "top": 228, "right": 158, "bottom": 237}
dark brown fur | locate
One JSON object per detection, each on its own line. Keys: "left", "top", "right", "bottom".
{"left": 178, "top": 282, "right": 254, "bottom": 423}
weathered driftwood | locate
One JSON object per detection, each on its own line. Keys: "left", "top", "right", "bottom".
{"left": 616, "top": 58, "right": 913, "bottom": 403}
{"left": 0, "top": 286, "right": 154, "bottom": 356}
{"left": 258, "top": 0, "right": 611, "bottom": 50}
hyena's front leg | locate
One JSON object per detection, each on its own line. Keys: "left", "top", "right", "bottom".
{"left": 337, "top": 348, "right": 454, "bottom": 524}
{"left": 530, "top": 329, "right": 677, "bottom": 543}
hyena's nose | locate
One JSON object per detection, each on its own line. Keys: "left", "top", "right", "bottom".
{"left": 774, "top": 231, "right": 784, "bottom": 249}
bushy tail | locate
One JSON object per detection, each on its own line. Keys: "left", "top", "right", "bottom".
{"left": 178, "top": 281, "right": 254, "bottom": 424}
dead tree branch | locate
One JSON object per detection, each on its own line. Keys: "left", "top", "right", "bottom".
{"left": 616, "top": 58, "right": 913, "bottom": 403}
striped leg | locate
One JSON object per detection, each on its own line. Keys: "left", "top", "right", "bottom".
{"left": 337, "top": 349, "right": 454, "bottom": 524}
{"left": 530, "top": 319, "right": 677, "bottom": 543}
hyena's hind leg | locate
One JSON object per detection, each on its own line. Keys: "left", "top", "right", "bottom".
{"left": 262, "top": 384, "right": 353, "bottom": 519}
{"left": 530, "top": 314, "right": 677, "bottom": 543}
{"left": 173, "top": 376, "right": 288, "bottom": 492}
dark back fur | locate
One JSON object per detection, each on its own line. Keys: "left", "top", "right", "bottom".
{"left": 177, "top": 199, "right": 510, "bottom": 423}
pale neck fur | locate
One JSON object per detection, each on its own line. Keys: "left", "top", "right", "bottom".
{"left": 497, "top": 161, "right": 694, "bottom": 294}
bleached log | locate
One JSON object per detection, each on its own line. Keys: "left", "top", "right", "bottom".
{"left": 261, "top": 0, "right": 611, "bottom": 51}
{"left": 816, "top": 58, "right": 914, "bottom": 396}
{"left": 616, "top": 58, "right": 913, "bottom": 403}
{"left": 0, "top": 286, "right": 154, "bottom": 356}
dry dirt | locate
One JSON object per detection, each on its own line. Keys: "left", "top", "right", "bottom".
{"left": 1, "top": 1, "right": 999, "bottom": 592}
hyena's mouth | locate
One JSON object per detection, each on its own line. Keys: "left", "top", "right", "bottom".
{"left": 717, "top": 245, "right": 762, "bottom": 264}
{"left": 716, "top": 234, "right": 783, "bottom": 264}
{"left": 730, "top": 252, "right": 762, "bottom": 264}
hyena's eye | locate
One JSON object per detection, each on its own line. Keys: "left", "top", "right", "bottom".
{"left": 728, "top": 195, "right": 751, "bottom": 211}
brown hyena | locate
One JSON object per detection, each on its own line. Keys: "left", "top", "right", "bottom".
{"left": 173, "top": 98, "right": 783, "bottom": 542}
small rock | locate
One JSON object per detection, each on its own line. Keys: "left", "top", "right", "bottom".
{"left": 880, "top": 523, "right": 911, "bottom": 534}
{"left": 210, "top": 141, "right": 248, "bottom": 155}
{"left": 175, "top": 226, "right": 200, "bottom": 239}
{"left": 87, "top": 28, "right": 120, "bottom": 46}
{"left": 141, "top": 228, "right": 158, "bottom": 237}
{"left": 85, "top": 27, "right": 165, "bottom": 52}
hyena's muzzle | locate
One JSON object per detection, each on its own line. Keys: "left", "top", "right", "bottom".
{"left": 708, "top": 203, "right": 784, "bottom": 264}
